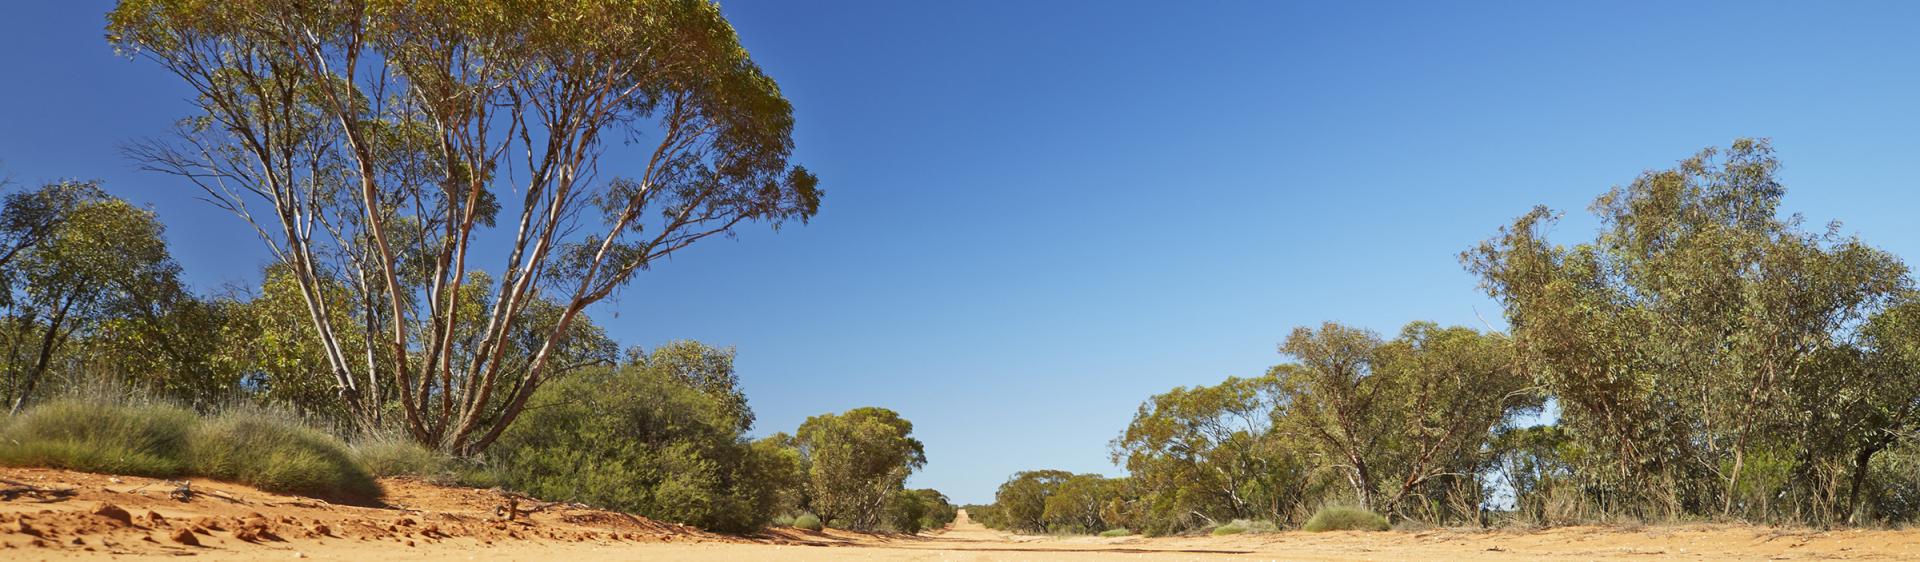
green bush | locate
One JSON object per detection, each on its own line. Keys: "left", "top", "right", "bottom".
{"left": 488, "top": 346, "right": 800, "bottom": 532}
{"left": 351, "top": 436, "right": 453, "bottom": 481}
{"left": 1210, "top": 519, "right": 1279, "bottom": 535}
{"left": 0, "top": 399, "right": 196, "bottom": 477}
{"left": 185, "top": 409, "right": 380, "bottom": 503}
{"left": 1098, "top": 528, "right": 1133, "bottom": 537}
{"left": 1303, "top": 506, "right": 1389, "bottom": 532}
{"left": 793, "top": 513, "right": 824, "bottom": 531}
{"left": 772, "top": 514, "right": 797, "bottom": 527}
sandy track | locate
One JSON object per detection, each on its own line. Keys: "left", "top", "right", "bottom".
{"left": 6, "top": 468, "right": 1920, "bottom": 560}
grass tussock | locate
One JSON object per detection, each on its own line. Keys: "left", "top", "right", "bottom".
{"left": 0, "top": 399, "right": 196, "bottom": 477}
{"left": 0, "top": 399, "right": 382, "bottom": 504}
{"left": 186, "top": 409, "right": 379, "bottom": 503}
{"left": 350, "top": 436, "right": 455, "bottom": 482}
{"left": 1098, "top": 528, "right": 1133, "bottom": 537}
{"left": 1303, "top": 506, "right": 1390, "bottom": 532}
{"left": 792, "top": 513, "right": 823, "bottom": 531}
{"left": 1210, "top": 519, "right": 1279, "bottom": 535}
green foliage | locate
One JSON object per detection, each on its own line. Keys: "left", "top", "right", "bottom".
{"left": 992, "top": 470, "right": 1073, "bottom": 533}
{"left": 0, "top": 399, "right": 195, "bottom": 476}
{"left": 487, "top": 343, "right": 796, "bottom": 532}
{"left": 1098, "top": 528, "right": 1133, "bottom": 537}
{"left": 886, "top": 489, "right": 932, "bottom": 534}
{"left": 185, "top": 409, "right": 380, "bottom": 503}
{"left": 109, "top": 0, "right": 822, "bottom": 447}
{"left": 795, "top": 407, "right": 927, "bottom": 530}
{"left": 1275, "top": 322, "right": 1534, "bottom": 519}
{"left": 1467, "top": 139, "right": 1916, "bottom": 525}
{"left": 1111, "top": 374, "right": 1324, "bottom": 534}
{"left": 1043, "top": 474, "right": 1123, "bottom": 534}
{"left": 885, "top": 488, "right": 955, "bottom": 534}
{"left": 1303, "top": 506, "right": 1389, "bottom": 532}
{"left": 963, "top": 504, "right": 1005, "bottom": 529}
{"left": 1211, "top": 518, "right": 1279, "bottom": 535}
{"left": 792, "top": 513, "right": 823, "bottom": 531}
{"left": 0, "top": 183, "right": 217, "bottom": 414}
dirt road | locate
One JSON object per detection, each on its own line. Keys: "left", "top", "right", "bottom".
{"left": 7, "top": 467, "right": 1920, "bottom": 560}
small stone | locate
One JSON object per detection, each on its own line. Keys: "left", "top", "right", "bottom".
{"left": 293, "top": 552, "right": 308, "bottom": 559}
{"left": 11, "top": 520, "right": 38, "bottom": 537}
{"left": 92, "top": 503, "right": 133, "bottom": 526}
{"left": 146, "top": 511, "right": 167, "bottom": 526}
{"left": 169, "top": 528, "right": 200, "bottom": 546}
{"left": 311, "top": 524, "right": 332, "bottom": 536}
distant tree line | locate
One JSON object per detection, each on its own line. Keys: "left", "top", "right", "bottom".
{"left": 974, "top": 139, "right": 1920, "bottom": 534}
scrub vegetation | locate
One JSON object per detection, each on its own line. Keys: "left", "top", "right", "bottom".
{"left": 971, "top": 140, "right": 1920, "bottom": 535}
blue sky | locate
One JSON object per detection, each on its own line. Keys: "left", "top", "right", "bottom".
{"left": 4, "top": 1, "right": 1920, "bottom": 504}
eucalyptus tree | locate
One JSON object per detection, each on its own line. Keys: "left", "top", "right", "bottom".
{"left": 0, "top": 184, "right": 188, "bottom": 412}
{"left": 1465, "top": 139, "right": 1910, "bottom": 520}
{"left": 0, "top": 181, "right": 97, "bottom": 296}
{"left": 992, "top": 469, "right": 1073, "bottom": 533}
{"left": 1111, "top": 374, "right": 1321, "bottom": 531}
{"left": 1275, "top": 322, "right": 1534, "bottom": 520}
{"left": 1042, "top": 473, "right": 1123, "bottom": 533}
{"left": 1803, "top": 299, "right": 1920, "bottom": 523}
{"left": 794, "top": 407, "right": 926, "bottom": 530}
{"left": 109, "top": 0, "right": 822, "bottom": 452}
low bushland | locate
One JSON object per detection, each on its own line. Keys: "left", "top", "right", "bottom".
{"left": 1098, "top": 528, "right": 1133, "bottom": 537}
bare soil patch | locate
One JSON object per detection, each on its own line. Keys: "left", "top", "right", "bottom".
{"left": 6, "top": 467, "right": 1920, "bottom": 560}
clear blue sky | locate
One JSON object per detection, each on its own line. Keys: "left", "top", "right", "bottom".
{"left": 4, "top": 1, "right": 1920, "bottom": 504}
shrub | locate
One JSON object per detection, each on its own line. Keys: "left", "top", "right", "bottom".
{"left": 0, "top": 399, "right": 195, "bottom": 477}
{"left": 772, "top": 514, "right": 797, "bottom": 527}
{"left": 351, "top": 436, "right": 453, "bottom": 481}
{"left": 793, "top": 513, "right": 824, "bottom": 531}
{"left": 185, "top": 409, "right": 380, "bottom": 503}
{"left": 1098, "top": 528, "right": 1133, "bottom": 537}
{"left": 1303, "top": 506, "right": 1389, "bottom": 532}
{"left": 1210, "top": 519, "right": 1279, "bottom": 535}
{"left": 488, "top": 350, "right": 799, "bottom": 532}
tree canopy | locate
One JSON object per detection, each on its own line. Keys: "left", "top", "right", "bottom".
{"left": 108, "top": 0, "right": 821, "bottom": 452}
